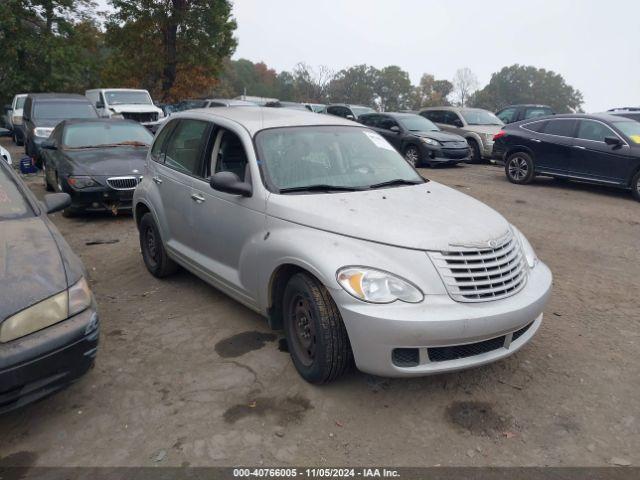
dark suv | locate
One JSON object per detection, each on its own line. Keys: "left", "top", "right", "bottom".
{"left": 496, "top": 104, "right": 555, "bottom": 124}
{"left": 608, "top": 107, "right": 640, "bottom": 123}
{"left": 359, "top": 112, "right": 470, "bottom": 167}
{"left": 23, "top": 94, "right": 98, "bottom": 165}
{"left": 324, "top": 104, "right": 375, "bottom": 120}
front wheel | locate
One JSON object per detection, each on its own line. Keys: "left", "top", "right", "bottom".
{"left": 467, "top": 139, "right": 482, "bottom": 163}
{"left": 404, "top": 145, "right": 421, "bottom": 167}
{"left": 283, "top": 273, "right": 352, "bottom": 384}
{"left": 43, "top": 161, "right": 54, "bottom": 191}
{"left": 139, "top": 213, "right": 178, "bottom": 278}
{"left": 505, "top": 152, "right": 535, "bottom": 184}
{"left": 631, "top": 170, "right": 640, "bottom": 202}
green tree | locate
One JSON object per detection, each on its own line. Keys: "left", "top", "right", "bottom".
{"left": 105, "top": 0, "right": 237, "bottom": 102}
{"left": 327, "top": 64, "right": 378, "bottom": 106}
{"left": 409, "top": 74, "right": 453, "bottom": 110}
{"left": 470, "top": 64, "right": 584, "bottom": 113}
{"left": 375, "top": 65, "right": 412, "bottom": 111}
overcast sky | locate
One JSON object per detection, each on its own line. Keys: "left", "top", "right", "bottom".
{"left": 230, "top": 0, "right": 640, "bottom": 112}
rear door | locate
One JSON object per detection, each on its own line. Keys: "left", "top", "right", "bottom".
{"left": 569, "top": 119, "right": 634, "bottom": 184}
{"left": 152, "top": 118, "right": 211, "bottom": 259}
{"left": 534, "top": 119, "right": 577, "bottom": 173}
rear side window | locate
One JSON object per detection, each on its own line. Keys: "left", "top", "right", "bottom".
{"left": 422, "top": 110, "right": 444, "bottom": 123}
{"left": 522, "top": 120, "right": 547, "bottom": 133}
{"left": 163, "top": 120, "right": 210, "bottom": 175}
{"left": 327, "top": 106, "right": 352, "bottom": 118}
{"left": 576, "top": 120, "right": 616, "bottom": 142}
{"left": 543, "top": 119, "right": 576, "bottom": 137}
{"left": 443, "top": 111, "right": 461, "bottom": 125}
{"left": 0, "top": 166, "right": 34, "bottom": 220}
{"left": 378, "top": 116, "right": 399, "bottom": 130}
{"left": 151, "top": 120, "right": 177, "bottom": 162}
{"left": 525, "top": 107, "right": 553, "bottom": 119}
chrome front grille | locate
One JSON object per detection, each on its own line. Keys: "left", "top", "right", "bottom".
{"left": 429, "top": 233, "right": 527, "bottom": 302}
{"left": 106, "top": 176, "right": 142, "bottom": 190}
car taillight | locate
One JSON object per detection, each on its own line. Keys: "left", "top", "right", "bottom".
{"left": 493, "top": 130, "right": 506, "bottom": 141}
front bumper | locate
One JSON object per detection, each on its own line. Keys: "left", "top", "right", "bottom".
{"left": 419, "top": 144, "right": 470, "bottom": 165}
{"left": 335, "top": 262, "right": 552, "bottom": 377}
{"left": 64, "top": 183, "right": 135, "bottom": 212}
{"left": 0, "top": 307, "right": 99, "bottom": 413}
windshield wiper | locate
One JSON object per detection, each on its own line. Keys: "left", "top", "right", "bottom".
{"left": 279, "top": 184, "right": 366, "bottom": 194}
{"left": 368, "top": 179, "right": 424, "bottom": 189}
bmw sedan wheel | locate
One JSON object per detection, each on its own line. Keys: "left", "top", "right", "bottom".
{"left": 139, "top": 213, "right": 178, "bottom": 278}
{"left": 404, "top": 146, "right": 421, "bottom": 167}
{"left": 505, "top": 152, "right": 535, "bottom": 185}
{"left": 283, "top": 272, "right": 351, "bottom": 384}
{"left": 632, "top": 171, "right": 640, "bottom": 202}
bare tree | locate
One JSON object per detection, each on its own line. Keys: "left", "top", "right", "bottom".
{"left": 452, "top": 67, "right": 479, "bottom": 107}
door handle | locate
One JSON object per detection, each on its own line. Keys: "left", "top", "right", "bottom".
{"left": 530, "top": 138, "right": 542, "bottom": 143}
{"left": 191, "top": 193, "right": 206, "bottom": 204}
{"left": 152, "top": 176, "right": 163, "bottom": 184}
{"left": 572, "top": 145, "right": 586, "bottom": 150}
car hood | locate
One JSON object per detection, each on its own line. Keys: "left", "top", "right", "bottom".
{"left": 462, "top": 125, "right": 504, "bottom": 135}
{"left": 0, "top": 218, "right": 67, "bottom": 322}
{"left": 410, "top": 130, "right": 467, "bottom": 143}
{"left": 65, "top": 147, "right": 148, "bottom": 177}
{"left": 110, "top": 104, "right": 161, "bottom": 114}
{"left": 266, "top": 182, "right": 510, "bottom": 251}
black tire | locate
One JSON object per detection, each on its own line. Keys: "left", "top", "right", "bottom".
{"left": 631, "top": 170, "right": 640, "bottom": 202}
{"left": 43, "top": 161, "right": 54, "bottom": 191}
{"left": 62, "top": 207, "right": 78, "bottom": 218}
{"left": 505, "top": 151, "right": 535, "bottom": 185}
{"left": 139, "top": 212, "right": 178, "bottom": 278}
{"left": 404, "top": 145, "right": 421, "bottom": 168}
{"left": 283, "top": 272, "right": 352, "bottom": 384}
{"left": 13, "top": 131, "right": 23, "bottom": 146}
{"left": 467, "top": 139, "right": 482, "bottom": 163}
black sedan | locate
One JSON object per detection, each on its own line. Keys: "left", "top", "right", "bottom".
{"left": 492, "top": 113, "right": 640, "bottom": 201}
{"left": 0, "top": 160, "right": 99, "bottom": 413}
{"left": 40, "top": 119, "right": 153, "bottom": 215}
{"left": 359, "top": 112, "right": 470, "bottom": 167}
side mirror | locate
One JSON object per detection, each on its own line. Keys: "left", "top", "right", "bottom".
{"left": 346, "top": 114, "right": 355, "bottom": 120}
{"left": 209, "top": 171, "right": 252, "bottom": 197}
{"left": 43, "top": 193, "right": 71, "bottom": 214}
{"left": 96, "top": 100, "right": 104, "bottom": 109}
{"left": 41, "top": 139, "right": 57, "bottom": 150}
{"left": 390, "top": 125, "right": 401, "bottom": 133}
{"left": 4, "top": 105, "right": 11, "bottom": 113}
{"left": 604, "top": 136, "right": 622, "bottom": 147}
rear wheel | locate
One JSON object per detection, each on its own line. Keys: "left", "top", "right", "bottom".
{"left": 467, "top": 139, "right": 482, "bottom": 163}
{"left": 283, "top": 273, "right": 351, "bottom": 384}
{"left": 505, "top": 152, "right": 535, "bottom": 184}
{"left": 404, "top": 145, "right": 421, "bottom": 167}
{"left": 139, "top": 213, "right": 178, "bottom": 278}
{"left": 631, "top": 170, "right": 640, "bottom": 202}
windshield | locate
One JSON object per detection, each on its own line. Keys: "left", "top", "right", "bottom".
{"left": 461, "top": 109, "right": 503, "bottom": 126}
{"left": 63, "top": 122, "right": 153, "bottom": 148}
{"left": 397, "top": 115, "right": 439, "bottom": 132}
{"left": 351, "top": 106, "right": 376, "bottom": 117}
{"left": 255, "top": 126, "right": 424, "bottom": 192}
{"left": 614, "top": 121, "right": 640, "bottom": 144}
{"left": 34, "top": 102, "right": 97, "bottom": 120}
{"left": 15, "top": 96, "right": 26, "bottom": 109}
{"left": 105, "top": 90, "right": 152, "bottom": 105}
{"left": 0, "top": 166, "right": 34, "bottom": 220}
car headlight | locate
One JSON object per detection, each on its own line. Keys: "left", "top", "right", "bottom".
{"left": 109, "top": 108, "right": 124, "bottom": 119}
{"left": 337, "top": 267, "right": 424, "bottom": 304}
{"left": 67, "top": 175, "right": 97, "bottom": 189}
{"left": 157, "top": 110, "right": 165, "bottom": 119}
{"left": 12, "top": 115, "right": 23, "bottom": 125}
{"left": 421, "top": 137, "right": 440, "bottom": 146}
{"left": 512, "top": 226, "right": 538, "bottom": 269}
{"left": 34, "top": 127, "right": 54, "bottom": 138}
{"left": 0, "top": 277, "right": 93, "bottom": 343}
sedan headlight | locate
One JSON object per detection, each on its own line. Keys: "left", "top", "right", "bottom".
{"left": 421, "top": 137, "right": 440, "bottom": 146}
{"left": 512, "top": 226, "right": 538, "bottom": 269}
{"left": 337, "top": 267, "right": 424, "bottom": 304}
{"left": 0, "top": 277, "right": 93, "bottom": 343}
{"left": 34, "top": 127, "right": 54, "bottom": 138}
{"left": 67, "top": 175, "right": 97, "bottom": 189}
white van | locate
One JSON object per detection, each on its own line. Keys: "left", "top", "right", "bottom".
{"left": 85, "top": 89, "right": 164, "bottom": 128}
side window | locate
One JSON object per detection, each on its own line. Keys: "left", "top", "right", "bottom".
{"left": 543, "top": 119, "right": 576, "bottom": 137}
{"left": 497, "top": 107, "right": 517, "bottom": 124}
{"left": 378, "top": 116, "right": 399, "bottom": 130}
{"left": 422, "top": 110, "right": 442, "bottom": 123}
{"left": 163, "top": 120, "right": 209, "bottom": 175}
{"left": 443, "top": 111, "right": 461, "bottom": 126}
{"left": 522, "top": 120, "right": 547, "bottom": 133}
{"left": 525, "top": 107, "right": 552, "bottom": 119}
{"left": 210, "top": 129, "right": 249, "bottom": 181}
{"left": 576, "top": 120, "right": 616, "bottom": 143}
{"left": 150, "top": 120, "right": 178, "bottom": 162}
{"left": 327, "top": 106, "right": 350, "bottom": 118}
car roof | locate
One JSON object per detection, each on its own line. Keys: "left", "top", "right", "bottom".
{"left": 522, "top": 113, "right": 633, "bottom": 123}
{"left": 60, "top": 118, "right": 144, "bottom": 127}
{"left": 327, "top": 103, "right": 370, "bottom": 108}
{"left": 27, "top": 93, "right": 90, "bottom": 102}
{"left": 420, "top": 106, "right": 484, "bottom": 112}
{"left": 502, "top": 104, "right": 552, "bottom": 109}
{"left": 206, "top": 99, "right": 257, "bottom": 106}
{"left": 378, "top": 112, "right": 422, "bottom": 118}
{"left": 171, "top": 106, "right": 358, "bottom": 135}
{"left": 89, "top": 88, "right": 149, "bottom": 92}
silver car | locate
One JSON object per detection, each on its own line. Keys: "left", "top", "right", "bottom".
{"left": 133, "top": 108, "right": 552, "bottom": 383}
{"left": 420, "top": 107, "right": 504, "bottom": 162}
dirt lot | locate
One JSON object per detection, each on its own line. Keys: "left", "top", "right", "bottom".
{"left": 1, "top": 137, "right": 639, "bottom": 468}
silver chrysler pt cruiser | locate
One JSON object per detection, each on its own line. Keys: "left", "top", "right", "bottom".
{"left": 133, "top": 107, "right": 552, "bottom": 383}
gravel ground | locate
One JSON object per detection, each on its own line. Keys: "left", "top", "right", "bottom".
{"left": 1, "top": 137, "right": 639, "bottom": 468}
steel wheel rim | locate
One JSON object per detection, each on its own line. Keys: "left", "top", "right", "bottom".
{"left": 288, "top": 293, "right": 316, "bottom": 367}
{"left": 405, "top": 148, "right": 419, "bottom": 166}
{"left": 508, "top": 157, "right": 528, "bottom": 180}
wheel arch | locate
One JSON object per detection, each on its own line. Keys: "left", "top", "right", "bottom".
{"left": 134, "top": 201, "right": 151, "bottom": 228}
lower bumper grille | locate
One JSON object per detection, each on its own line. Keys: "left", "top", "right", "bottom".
{"left": 392, "top": 348, "right": 419, "bottom": 367}
{"left": 121, "top": 112, "right": 158, "bottom": 123}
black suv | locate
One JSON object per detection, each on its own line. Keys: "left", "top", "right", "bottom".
{"left": 23, "top": 94, "right": 98, "bottom": 165}
{"left": 324, "top": 104, "right": 375, "bottom": 120}
{"left": 496, "top": 104, "right": 554, "bottom": 124}
{"left": 359, "top": 112, "right": 470, "bottom": 167}
{"left": 608, "top": 107, "right": 640, "bottom": 123}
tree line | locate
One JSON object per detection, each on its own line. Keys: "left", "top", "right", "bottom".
{"left": 0, "top": 0, "right": 584, "bottom": 114}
